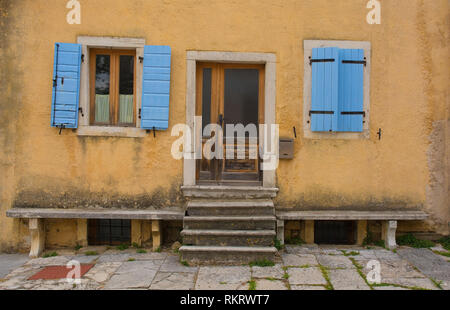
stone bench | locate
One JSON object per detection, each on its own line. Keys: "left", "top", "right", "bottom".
{"left": 275, "top": 210, "right": 429, "bottom": 250}
{"left": 6, "top": 208, "right": 185, "bottom": 258}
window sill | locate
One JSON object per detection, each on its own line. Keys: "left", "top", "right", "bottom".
{"left": 77, "top": 125, "right": 147, "bottom": 138}
{"left": 303, "top": 129, "right": 370, "bottom": 140}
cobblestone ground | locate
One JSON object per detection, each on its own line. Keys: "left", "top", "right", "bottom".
{"left": 0, "top": 245, "right": 448, "bottom": 290}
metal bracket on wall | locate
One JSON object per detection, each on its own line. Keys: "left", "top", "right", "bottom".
{"left": 139, "top": 56, "right": 144, "bottom": 63}
{"left": 377, "top": 128, "right": 382, "bottom": 140}
{"left": 78, "top": 107, "right": 84, "bottom": 117}
{"left": 57, "top": 124, "right": 66, "bottom": 135}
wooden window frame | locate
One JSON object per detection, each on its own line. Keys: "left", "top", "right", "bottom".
{"left": 89, "top": 49, "right": 137, "bottom": 127}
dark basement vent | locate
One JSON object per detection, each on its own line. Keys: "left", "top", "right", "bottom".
{"left": 314, "top": 221, "right": 356, "bottom": 245}
{"left": 88, "top": 219, "right": 131, "bottom": 246}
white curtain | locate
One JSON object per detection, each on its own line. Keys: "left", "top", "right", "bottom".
{"left": 119, "top": 95, "right": 134, "bottom": 124}
{"left": 95, "top": 95, "right": 109, "bottom": 123}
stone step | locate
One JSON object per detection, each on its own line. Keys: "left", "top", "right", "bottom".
{"left": 183, "top": 216, "right": 276, "bottom": 230}
{"left": 187, "top": 200, "right": 274, "bottom": 216}
{"left": 181, "top": 229, "right": 276, "bottom": 246}
{"left": 179, "top": 245, "right": 277, "bottom": 265}
{"left": 181, "top": 185, "right": 278, "bottom": 199}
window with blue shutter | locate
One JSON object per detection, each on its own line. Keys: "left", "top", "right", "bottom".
{"left": 141, "top": 46, "right": 171, "bottom": 130}
{"left": 338, "top": 49, "right": 365, "bottom": 132}
{"left": 310, "top": 47, "right": 339, "bottom": 132}
{"left": 51, "top": 43, "right": 82, "bottom": 129}
{"left": 310, "top": 47, "right": 365, "bottom": 133}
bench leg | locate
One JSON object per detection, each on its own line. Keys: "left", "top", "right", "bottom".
{"left": 382, "top": 220, "right": 397, "bottom": 249}
{"left": 276, "top": 220, "right": 285, "bottom": 246}
{"left": 152, "top": 220, "right": 161, "bottom": 251}
{"left": 76, "top": 219, "right": 88, "bottom": 247}
{"left": 357, "top": 220, "right": 368, "bottom": 245}
{"left": 304, "top": 220, "right": 315, "bottom": 244}
{"left": 29, "top": 219, "right": 45, "bottom": 258}
{"left": 131, "top": 220, "right": 142, "bottom": 247}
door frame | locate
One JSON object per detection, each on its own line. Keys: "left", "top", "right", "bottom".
{"left": 196, "top": 62, "right": 265, "bottom": 184}
{"left": 184, "top": 51, "right": 277, "bottom": 188}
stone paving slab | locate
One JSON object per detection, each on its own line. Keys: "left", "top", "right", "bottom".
{"left": 97, "top": 253, "right": 131, "bottom": 263}
{"left": 84, "top": 262, "right": 122, "bottom": 283}
{"left": 252, "top": 264, "right": 285, "bottom": 279}
{"left": 0, "top": 245, "right": 447, "bottom": 291}
{"left": 0, "top": 254, "right": 29, "bottom": 279}
{"left": 254, "top": 279, "right": 288, "bottom": 290}
{"left": 25, "top": 256, "right": 72, "bottom": 266}
{"left": 316, "top": 255, "right": 354, "bottom": 269}
{"left": 150, "top": 272, "right": 195, "bottom": 290}
{"left": 159, "top": 255, "right": 198, "bottom": 273}
{"left": 328, "top": 268, "right": 370, "bottom": 290}
{"left": 381, "top": 277, "right": 438, "bottom": 290}
{"left": 397, "top": 248, "right": 450, "bottom": 282}
{"left": 103, "top": 261, "right": 163, "bottom": 289}
{"left": 104, "top": 269, "right": 157, "bottom": 289}
{"left": 284, "top": 245, "right": 319, "bottom": 255}
{"left": 291, "top": 285, "right": 326, "bottom": 290}
{"left": 374, "top": 250, "right": 402, "bottom": 261}
{"left": 287, "top": 267, "right": 327, "bottom": 285}
{"left": 373, "top": 285, "right": 410, "bottom": 290}
{"left": 281, "top": 253, "right": 317, "bottom": 267}
{"left": 70, "top": 255, "right": 99, "bottom": 264}
{"left": 133, "top": 252, "right": 168, "bottom": 261}
{"left": 116, "top": 260, "right": 163, "bottom": 273}
{"left": 358, "top": 258, "right": 426, "bottom": 281}
{"left": 195, "top": 266, "right": 251, "bottom": 290}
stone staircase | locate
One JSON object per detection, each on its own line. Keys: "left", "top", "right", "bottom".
{"left": 179, "top": 186, "right": 278, "bottom": 265}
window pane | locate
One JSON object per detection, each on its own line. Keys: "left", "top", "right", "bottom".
{"left": 95, "top": 55, "right": 110, "bottom": 123}
{"left": 224, "top": 69, "right": 259, "bottom": 137}
{"left": 202, "top": 68, "right": 212, "bottom": 134}
{"left": 119, "top": 55, "right": 134, "bottom": 124}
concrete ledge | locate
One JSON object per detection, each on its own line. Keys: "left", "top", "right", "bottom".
{"left": 276, "top": 210, "right": 428, "bottom": 221}
{"left": 6, "top": 208, "right": 185, "bottom": 220}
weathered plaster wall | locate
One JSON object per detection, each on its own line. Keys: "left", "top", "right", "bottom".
{"left": 0, "top": 0, "right": 448, "bottom": 250}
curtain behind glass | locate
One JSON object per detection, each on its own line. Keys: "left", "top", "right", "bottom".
{"left": 95, "top": 95, "right": 110, "bottom": 123}
{"left": 119, "top": 95, "right": 134, "bottom": 124}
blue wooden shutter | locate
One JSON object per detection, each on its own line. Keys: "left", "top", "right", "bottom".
{"left": 51, "top": 43, "right": 81, "bottom": 129}
{"left": 141, "top": 46, "right": 171, "bottom": 130}
{"left": 310, "top": 47, "right": 339, "bottom": 132}
{"left": 338, "top": 49, "right": 365, "bottom": 132}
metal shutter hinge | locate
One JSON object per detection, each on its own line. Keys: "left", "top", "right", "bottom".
{"left": 309, "top": 57, "right": 335, "bottom": 66}
{"left": 341, "top": 111, "right": 366, "bottom": 117}
{"left": 342, "top": 58, "right": 367, "bottom": 67}
{"left": 309, "top": 110, "right": 335, "bottom": 116}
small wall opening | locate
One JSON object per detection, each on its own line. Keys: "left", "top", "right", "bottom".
{"left": 314, "top": 221, "right": 356, "bottom": 245}
{"left": 88, "top": 219, "right": 131, "bottom": 246}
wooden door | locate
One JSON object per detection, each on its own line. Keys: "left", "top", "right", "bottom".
{"left": 196, "top": 63, "right": 265, "bottom": 185}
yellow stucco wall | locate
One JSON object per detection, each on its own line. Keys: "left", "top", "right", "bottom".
{"left": 0, "top": 0, "right": 448, "bottom": 250}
